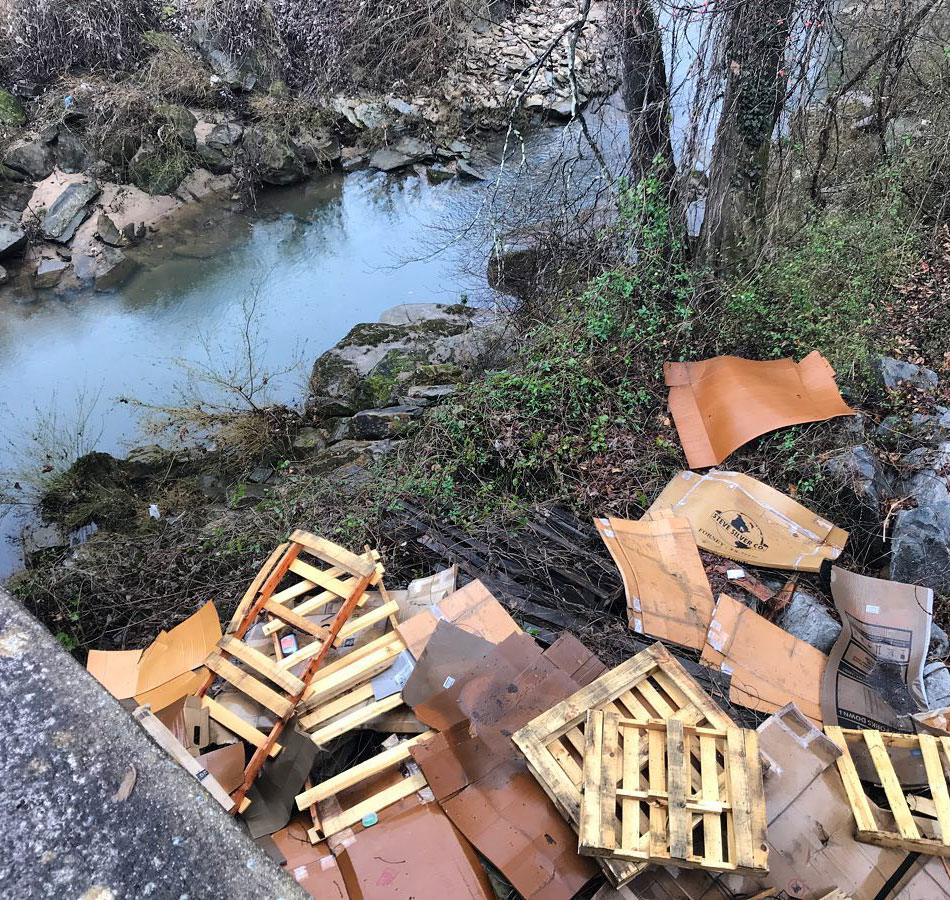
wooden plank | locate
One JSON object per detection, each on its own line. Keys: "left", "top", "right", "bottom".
{"left": 700, "top": 731, "right": 722, "bottom": 865}
{"left": 201, "top": 696, "right": 281, "bottom": 757}
{"left": 298, "top": 682, "right": 376, "bottom": 730}
{"left": 824, "top": 726, "right": 878, "bottom": 834}
{"left": 666, "top": 719, "right": 689, "bottom": 862}
{"left": 263, "top": 599, "right": 327, "bottom": 639}
{"left": 648, "top": 724, "right": 667, "bottom": 860}
{"left": 303, "top": 631, "right": 403, "bottom": 679}
{"left": 308, "top": 694, "right": 404, "bottom": 746}
{"left": 549, "top": 739, "right": 583, "bottom": 787}
{"left": 134, "top": 706, "right": 234, "bottom": 812}
{"left": 290, "top": 530, "right": 377, "bottom": 578}
{"left": 919, "top": 734, "right": 950, "bottom": 844}
{"left": 277, "top": 636, "right": 326, "bottom": 670}
{"left": 309, "top": 773, "right": 426, "bottom": 842}
{"left": 744, "top": 726, "right": 769, "bottom": 873}
{"left": 333, "top": 600, "right": 400, "bottom": 647}
{"left": 580, "top": 709, "right": 607, "bottom": 853}
{"left": 600, "top": 711, "right": 620, "bottom": 852}
{"left": 727, "top": 727, "right": 754, "bottom": 871}
{"left": 296, "top": 732, "right": 435, "bottom": 809}
{"left": 217, "top": 636, "right": 305, "bottom": 695}
{"left": 290, "top": 557, "right": 359, "bottom": 602}
{"left": 204, "top": 653, "right": 293, "bottom": 718}
{"left": 226, "top": 543, "right": 289, "bottom": 634}
{"left": 863, "top": 730, "right": 920, "bottom": 840}
{"left": 301, "top": 640, "right": 404, "bottom": 707}
{"left": 621, "top": 722, "right": 639, "bottom": 853}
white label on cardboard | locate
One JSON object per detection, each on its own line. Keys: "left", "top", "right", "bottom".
{"left": 721, "top": 662, "right": 733, "bottom": 674}
{"left": 633, "top": 617, "right": 644, "bottom": 634}
{"left": 632, "top": 597, "right": 642, "bottom": 612}
{"left": 603, "top": 528, "right": 615, "bottom": 538}
{"left": 293, "top": 865, "right": 309, "bottom": 880}
{"left": 865, "top": 604, "right": 880, "bottom": 614}
{"left": 443, "top": 675, "right": 455, "bottom": 689}
{"left": 726, "top": 568, "right": 746, "bottom": 580}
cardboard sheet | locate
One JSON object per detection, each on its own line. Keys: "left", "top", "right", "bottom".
{"left": 86, "top": 648, "right": 143, "bottom": 700}
{"left": 134, "top": 668, "right": 208, "bottom": 713}
{"left": 724, "top": 703, "right": 950, "bottom": 900}
{"left": 645, "top": 469, "right": 848, "bottom": 572}
{"left": 596, "top": 515, "right": 714, "bottom": 650}
{"left": 395, "top": 579, "right": 520, "bottom": 660}
{"left": 395, "top": 566, "right": 459, "bottom": 621}
{"left": 665, "top": 351, "right": 855, "bottom": 468}
{"left": 136, "top": 600, "right": 222, "bottom": 695}
{"left": 270, "top": 814, "right": 348, "bottom": 899}
{"left": 821, "top": 565, "right": 934, "bottom": 785}
{"left": 700, "top": 592, "right": 826, "bottom": 723}
{"left": 409, "top": 633, "right": 605, "bottom": 900}
{"left": 195, "top": 742, "right": 246, "bottom": 794}
{"left": 334, "top": 793, "right": 493, "bottom": 900}
{"left": 155, "top": 695, "right": 210, "bottom": 756}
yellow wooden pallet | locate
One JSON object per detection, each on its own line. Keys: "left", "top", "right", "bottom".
{"left": 826, "top": 726, "right": 950, "bottom": 857}
{"left": 578, "top": 711, "right": 768, "bottom": 876}
{"left": 512, "top": 641, "right": 736, "bottom": 887}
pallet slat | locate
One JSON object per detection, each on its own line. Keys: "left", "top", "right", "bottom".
{"left": 217, "top": 635, "right": 305, "bottom": 695}
{"left": 204, "top": 653, "right": 293, "bottom": 717}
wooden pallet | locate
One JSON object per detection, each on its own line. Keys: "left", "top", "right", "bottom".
{"left": 578, "top": 711, "right": 768, "bottom": 875}
{"left": 296, "top": 731, "right": 434, "bottom": 842}
{"left": 512, "top": 641, "right": 736, "bottom": 887}
{"left": 197, "top": 532, "right": 379, "bottom": 811}
{"left": 826, "top": 726, "right": 950, "bottom": 857}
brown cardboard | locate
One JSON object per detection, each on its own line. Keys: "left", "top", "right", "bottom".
{"left": 596, "top": 515, "right": 714, "bottom": 650}
{"left": 85, "top": 648, "right": 143, "bottom": 700}
{"left": 395, "top": 566, "right": 458, "bottom": 621}
{"left": 335, "top": 794, "right": 493, "bottom": 900}
{"left": 136, "top": 600, "right": 222, "bottom": 695}
{"left": 665, "top": 351, "right": 854, "bottom": 468}
{"left": 133, "top": 667, "right": 209, "bottom": 713}
{"left": 409, "top": 633, "right": 605, "bottom": 900}
{"left": 725, "top": 703, "right": 950, "bottom": 900}
{"left": 700, "top": 592, "right": 826, "bottom": 723}
{"left": 155, "top": 695, "right": 210, "bottom": 756}
{"left": 645, "top": 469, "right": 848, "bottom": 572}
{"left": 821, "top": 565, "right": 934, "bottom": 786}
{"left": 195, "top": 742, "right": 246, "bottom": 794}
{"left": 270, "top": 813, "right": 349, "bottom": 899}
{"left": 395, "top": 579, "right": 520, "bottom": 660}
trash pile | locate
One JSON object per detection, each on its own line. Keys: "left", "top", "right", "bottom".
{"left": 83, "top": 353, "right": 950, "bottom": 898}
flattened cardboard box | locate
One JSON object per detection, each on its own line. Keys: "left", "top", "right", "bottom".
{"left": 665, "top": 351, "right": 854, "bottom": 468}
{"left": 645, "top": 470, "right": 847, "bottom": 572}
{"left": 136, "top": 600, "right": 222, "bottom": 695}
{"left": 596, "top": 515, "right": 714, "bottom": 650}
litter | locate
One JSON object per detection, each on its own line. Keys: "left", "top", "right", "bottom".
{"left": 664, "top": 351, "right": 854, "bottom": 468}
{"left": 645, "top": 469, "right": 848, "bottom": 571}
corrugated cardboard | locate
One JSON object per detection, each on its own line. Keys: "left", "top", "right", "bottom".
{"left": 645, "top": 470, "right": 848, "bottom": 572}
{"left": 270, "top": 814, "right": 348, "bottom": 899}
{"left": 409, "top": 633, "right": 605, "bottom": 900}
{"left": 700, "top": 593, "right": 826, "bottom": 723}
{"left": 136, "top": 600, "right": 222, "bottom": 695}
{"left": 134, "top": 668, "right": 209, "bottom": 713}
{"left": 665, "top": 351, "right": 854, "bottom": 468}
{"left": 395, "top": 579, "right": 520, "bottom": 660}
{"left": 86, "top": 648, "right": 143, "bottom": 700}
{"left": 333, "top": 792, "right": 493, "bottom": 900}
{"left": 155, "top": 694, "right": 210, "bottom": 756}
{"left": 195, "top": 742, "right": 246, "bottom": 794}
{"left": 821, "top": 565, "right": 934, "bottom": 785}
{"left": 395, "top": 566, "right": 459, "bottom": 621}
{"left": 725, "top": 703, "right": 950, "bottom": 899}
{"left": 596, "top": 515, "right": 714, "bottom": 650}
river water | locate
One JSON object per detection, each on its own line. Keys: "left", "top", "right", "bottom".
{"left": 0, "top": 100, "right": 631, "bottom": 576}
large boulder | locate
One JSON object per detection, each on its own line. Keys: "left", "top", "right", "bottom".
{"left": 3, "top": 138, "right": 56, "bottom": 180}
{"left": 822, "top": 444, "right": 891, "bottom": 561}
{"left": 41, "top": 179, "right": 100, "bottom": 242}
{"left": 873, "top": 355, "right": 938, "bottom": 392}
{"left": 900, "top": 441, "right": 950, "bottom": 509}
{"left": 0, "top": 221, "right": 27, "bottom": 258}
{"left": 0, "top": 88, "right": 26, "bottom": 126}
{"left": 207, "top": 122, "right": 244, "bottom": 152}
{"left": 306, "top": 304, "right": 504, "bottom": 417}
{"left": 156, "top": 103, "right": 198, "bottom": 150}
{"left": 129, "top": 146, "right": 190, "bottom": 195}
{"left": 369, "top": 137, "right": 434, "bottom": 172}
{"left": 891, "top": 502, "right": 950, "bottom": 596}
{"left": 352, "top": 405, "right": 423, "bottom": 439}
{"left": 242, "top": 127, "right": 307, "bottom": 185}
{"left": 55, "top": 128, "right": 92, "bottom": 174}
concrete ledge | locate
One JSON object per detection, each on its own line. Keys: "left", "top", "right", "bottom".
{"left": 0, "top": 586, "right": 305, "bottom": 899}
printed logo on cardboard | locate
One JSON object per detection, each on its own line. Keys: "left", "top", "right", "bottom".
{"left": 710, "top": 509, "right": 768, "bottom": 552}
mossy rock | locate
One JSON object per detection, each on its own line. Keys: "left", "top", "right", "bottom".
{"left": 0, "top": 88, "right": 26, "bottom": 127}
{"left": 129, "top": 146, "right": 192, "bottom": 195}
{"left": 40, "top": 451, "right": 139, "bottom": 532}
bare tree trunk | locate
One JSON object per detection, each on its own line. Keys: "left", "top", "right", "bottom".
{"left": 702, "top": 1, "right": 795, "bottom": 267}
{"left": 616, "top": 2, "right": 674, "bottom": 185}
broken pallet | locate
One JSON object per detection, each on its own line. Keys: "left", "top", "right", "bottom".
{"left": 578, "top": 711, "right": 768, "bottom": 876}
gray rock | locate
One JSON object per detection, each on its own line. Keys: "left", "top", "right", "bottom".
{"left": 94, "top": 246, "right": 138, "bottom": 291}
{"left": 352, "top": 405, "right": 423, "bottom": 439}
{"left": 292, "top": 130, "right": 341, "bottom": 167}
{"left": 891, "top": 502, "right": 950, "bottom": 595}
{"left": 207, "top": 122, "right": 244, "bottom": 151}
{"left": 21, "top": 522, "right": 66, "bottom": 557}
{"left": 34, "top": 257, "right": 69, "bottom": 289}
{"left": 129, "top": 146, "right": 190, "bottom": 195}
{"left": 72, "top": 253, "right": 95, "bottom": 282}
{"left": 0, "top": 264, "right": 7, "bottom": 284}
{"left": 456, "top": 160, "right": 487, "bottom": 180}
{"left": 0, "top": 87, "right": 26, "bottom": 126}
{"left": 3, "top": 138, "right": 55, "bottom": 180}
{"left": 873, "top": 355, "right": 938, "bottom": 392}
{"left": 55, "top": 128, "right": 92, "bottom": 174}
{"left": 156, "top": 104, "right": 198, "bottom": 150}
{"left": 931, "top": 623, "right": 950, "bottom": 661}
{"left": 291, "top": 427, "right": 328, "bottom": 457}
{"left": 404, "top": 384, "right": 457, "bottom": 406}
{"left": 308, "top": 438, "right": 403, "bottom": 478}
{"left": 41, "top": 179, "right": 100, "bottom": 242}
{"left": 101, "top": 131, "right": 142, "bottom": 168}
{"left": 773, "top": 589, "right": 842, "bottom": 654}
{"left": 196, "top": 139, "right": 232, "bottom": 174}
{"left": 95, "top": 212, "right": 125, "bottom": 247}
{"left": 426, "top": 164, "right": 455, "bottom": 184}
{"left": 341, "top": 154, "right": 366, "bottom": 172}
{"left": 243, "top": 127, "right": 307, "bottom": 185}
{"left": 925, "top": 665, "right": 950, "bottom": 707}
{"left": 386, "top": 97, "right": 420, "bottom": 117}
{"left": 369, "top": 138, "right": 434, "bottom": 172}
{"left": 0, "top": 221, "right": 27, "bottom": 258}
{"left": 823, "top": 444, "right": 891, "bottom": 560}
{"left": 900, "top": 442, "right": 950, "bottom": 509}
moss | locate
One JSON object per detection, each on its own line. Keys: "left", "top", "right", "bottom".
{"left": 0, "top": 87, "right": 26, "bottom": 126}
{"left": 129, "top": 146, "right": 192, "bottom": 195}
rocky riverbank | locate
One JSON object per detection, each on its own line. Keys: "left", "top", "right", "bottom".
{"left": 0, "top": 0, "right": 617, "bottom": 298}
